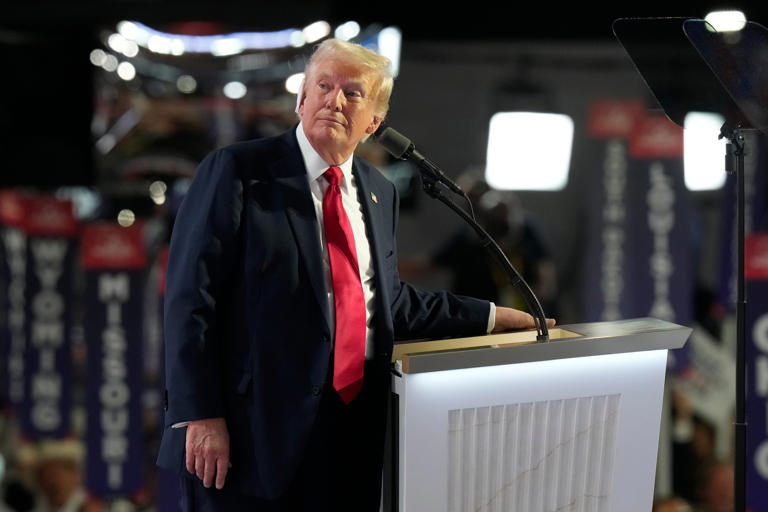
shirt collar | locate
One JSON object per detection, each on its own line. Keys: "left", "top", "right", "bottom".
{"left": 296, "top": 123, "right": 354, "bottom": 185}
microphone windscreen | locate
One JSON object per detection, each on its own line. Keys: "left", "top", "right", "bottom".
{"left": 375, "top": 126, "right": 412, "bottom": 159}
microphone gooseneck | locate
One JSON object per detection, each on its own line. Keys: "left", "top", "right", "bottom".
{"left": 373, "top": 125, "right": 550, "bottom": 341}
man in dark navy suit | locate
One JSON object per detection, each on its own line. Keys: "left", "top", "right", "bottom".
{"left": 157, "top": 38, "right": 552, "bottom": 511}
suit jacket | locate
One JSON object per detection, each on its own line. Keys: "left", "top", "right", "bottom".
{"left": 156, "top": 128, "right": 490, "bottom": 498}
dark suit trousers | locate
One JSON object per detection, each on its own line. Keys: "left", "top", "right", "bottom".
{"left": 180, "top": 360, "right": 390, "bottom": 512}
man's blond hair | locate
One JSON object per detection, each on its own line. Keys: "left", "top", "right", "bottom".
{"left": 302, "top": 38, "right": 393, "bottom": 119}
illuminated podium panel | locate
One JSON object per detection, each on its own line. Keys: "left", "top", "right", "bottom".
{"left": 387, "top": 318, "right": 690, "bottom": 512}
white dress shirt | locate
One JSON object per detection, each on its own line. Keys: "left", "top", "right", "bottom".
{"left": 296, "top": 123, "right": 378, "bottom": 359}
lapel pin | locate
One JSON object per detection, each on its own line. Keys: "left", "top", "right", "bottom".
{"left": 371, "top": 192, "right": 378, "bottom": 204}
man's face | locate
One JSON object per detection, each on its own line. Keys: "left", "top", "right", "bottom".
{"left": 298, "top": 55, "right": 383, "bottom": 161}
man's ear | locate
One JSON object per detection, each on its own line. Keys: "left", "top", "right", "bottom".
{"left": 296, "top": 90, "right": 307, "bottom": 116}
{"left": 366, "top": 116, "right": 384, "bottom": 135}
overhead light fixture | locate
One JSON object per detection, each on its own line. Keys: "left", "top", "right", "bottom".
{"left": 107, "top": 33, "right": 128, "bottom": 54}
{"left": 378, "top": 27, "right": 402, "bottom": 77}
{"left": 485, "top": 112, "right": 573, "bottom": 191}
{"left": 303, "top": 21, "right": 331, "bottom": 43}
{"left": 117, "top": 209, "right": 135, "bottom": 227}
{"left": 223, "top": 81, "right": 247, "bottom": 100}
{"left": 335, "top": 21, "right": 360, "bottom": 41}
{"left": 117, "top": 21, "right": 141, "bottom": 42}
{"left": 285, "top": 73, "right": 304, "bottom": 95}
{"left": 102, "top": 54, "right": 119, "bottom": 72}
{"left": 704, "top": 10, "right": 747, "bottom": 32}
{"left": 116, "top": 62, "right": 136, "bottom": 81}
{"left": 90, "top": 49, "right": 107, "bottom": 67}
{"left": 290, "top": 30, "right": 306, "bottom": 48}
{"left": 147, "top": 35, "right": 172, "bottom": 55}
{"left": 149, "top": 181, "right": 167, "bottom": 205}
{"left": 211, "top": 37, "right": 244, "bottom": 57}
{"left": 176, "top": 75, "right": 197, "bottom": 94}
{"left": 170, "top": 39, "right": 185, "bottom": 56}
{"left": 683, "top": 111, "right": 727, "bottom": 191}
{"left": 116, "top": 21, "right": 299, "bottom": 54}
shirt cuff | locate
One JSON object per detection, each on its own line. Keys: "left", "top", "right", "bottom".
{"left": 172, "top": 422, "right": 189, "bottom": 429}
{"left": 487, "top": 302, "right": 496, "bottom": 333}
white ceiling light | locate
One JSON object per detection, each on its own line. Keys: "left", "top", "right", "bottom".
{"left": 290, "top": 30, "right": 306, "bottom": 48}
{"left": 485, "top": 112, "right": 573, "bottom": 191}
{"left": 285, "top": 73, "right": 304, "bottom": 95}
{"left": 211, "top": 37, "right": 244, "bottom": 57}
{"left": 378, "top": 27, "right": 402, "bottom": 77}
{"left": 118, "top": 21, "right": 298, "bottom": 53}
{"left": 122, "top": 40, "right": 139, "bottom": 58}
{"left": 170, "top": 39, "right": 185, "bottom": 56}
{"left": 102, "top": 54, "right": 119, "bottom": 72}
{"left": 704, "top": 10, "right": 747, "bottom": 32}
{"left": 335, "top": 21, "right": 360, "bottom": 41}
{"left": 147, "top": 35, "right": 172, "bottom": 55}
{"left": 116, "top": 62, "right": 136, "bottom": 81}
{"left": 117, "top": 209, "right": 135, "bottom": 227}
{"left": 683, "top": 111, "right": 727, "bottom": 191}
{"left": 176, "top": 75, "right": 197, "bottom": 94}
{"left": 223, "top": 81, "right": 247, "bottom": 100}
{"left": 303, "top": 21, "right": 331, "bottom": 43}
{"left": 90, "top": 49, "right": 107, "bottom": 67}
{"left": 117, "top": 21, "right": 141, "bottom": 41}
{"left": 107, "top": 33, "right": 128, "bottom": 54}
{"left": 149, "top": 181, "right": 167, "bottom": 205}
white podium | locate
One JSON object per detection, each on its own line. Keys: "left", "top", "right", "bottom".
{"left": 385, "top": 318, "right": 691, "bottom": 512}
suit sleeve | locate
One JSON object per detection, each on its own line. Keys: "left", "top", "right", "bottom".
{"left": 163, "top": 149, "right": 244, "bottom": 425}
{"left": 387, "top": 185, "right": 491, "bottom": 341}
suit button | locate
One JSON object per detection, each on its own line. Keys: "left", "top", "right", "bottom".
{"left": 311, "top": 385, "right": 321, "bottom": 396}
{"left": 322, "top": 333, "right": 329, "bottom": 343}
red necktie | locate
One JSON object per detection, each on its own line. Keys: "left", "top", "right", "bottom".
{"left": 322, "top": 166, "right": 366, "bottom": 404}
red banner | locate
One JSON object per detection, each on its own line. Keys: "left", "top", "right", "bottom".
{"left": 81, "top": 223, "right": 146, "bottom": 270}
{"left": 588, "top": 100, "right": 645, "bottom": 138}
{"left": 746, "top": 233, "right": 768, "bottom": 280}
{"left": 0, "top": 189, "right": 26, "bottom": 227}
{"left": 24, "top": 196, "right": 77, "bottom": 236}
{"left": 629, "top": 114, "right": 684, "bottom": 159}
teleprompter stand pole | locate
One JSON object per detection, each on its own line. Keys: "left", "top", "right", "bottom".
{"left": 722, "top": 124, "right": 747, "bottom": 512}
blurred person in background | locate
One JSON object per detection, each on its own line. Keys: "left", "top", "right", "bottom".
{"left": 30, "top": 440, "right": 103, "bottom": 512}
{"left": 1, "top": 441, "right": 38, "bottom": 512}
{"left": 671, "top": 389, "right": 718, "bottom": 504}
{"left": 398, "top": 173, "right": 557, "bottom": 317}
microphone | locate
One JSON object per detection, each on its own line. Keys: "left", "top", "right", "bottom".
{"left": 374, "top": 126, "right": 464, "bottom": 195}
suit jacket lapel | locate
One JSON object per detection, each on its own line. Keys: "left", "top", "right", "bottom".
{"left": 268, "top": 132, "right": 331, "bottom": 331}
{"left": 352, "top": 160, "right": 389, "bottom": 329}
{"left": 352, "top": 161, "right": 385, "bottom": 257}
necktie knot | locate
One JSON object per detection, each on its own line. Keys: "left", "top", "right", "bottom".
{"left": 323, "top": 166, "right": 343, "bottom": 187}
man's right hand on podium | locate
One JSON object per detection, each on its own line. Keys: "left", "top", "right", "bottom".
{"left": 492, "top": 306, "right": 555, "bottom": 333}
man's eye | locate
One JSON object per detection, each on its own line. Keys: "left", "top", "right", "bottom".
{"left": 318, "top": 83, "right": 328, "bottom": 90}
{"left": 346, "top": 91, "right": 362, "bottom": 98}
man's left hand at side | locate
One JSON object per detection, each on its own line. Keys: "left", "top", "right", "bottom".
{"left": 492, "top": 306, "right": 556, "bottom": 333}
{"left": 185, "top": 417, "right": 231, "bottom": 490}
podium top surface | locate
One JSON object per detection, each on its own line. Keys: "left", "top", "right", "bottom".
{"left": 393, "top": 317, "right": 691, "bottom": 374}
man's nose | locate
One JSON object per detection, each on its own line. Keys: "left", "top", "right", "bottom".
{"left": 326, "top": 87, "right": 344, "bottom": 110}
